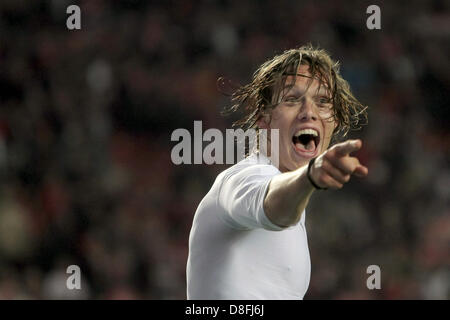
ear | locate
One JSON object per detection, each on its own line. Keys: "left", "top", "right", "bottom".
{"left": 256, "top": 112, "right": 270, "bottom": 129}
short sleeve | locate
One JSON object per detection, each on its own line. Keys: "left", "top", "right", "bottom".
{"left": 217, "top": 164, "right": 286, "bottom": 231}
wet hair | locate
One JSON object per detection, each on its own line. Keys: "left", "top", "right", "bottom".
{"left": 221, "top": 44, "right": 368, "bottom": 142}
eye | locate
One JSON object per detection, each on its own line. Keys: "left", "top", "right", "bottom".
{"left": 284, "top": 96, "right": 300, "bottom": 103}
{"left": 317, "top": 96, "right": 331, "bottom": 105}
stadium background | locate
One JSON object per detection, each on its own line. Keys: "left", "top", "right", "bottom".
{"left": 0, "top": 0, "right": 448, "bottom": 299}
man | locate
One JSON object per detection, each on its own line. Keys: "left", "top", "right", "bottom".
{"left": 186, "top": 45, "right": 368, "bottom": 299}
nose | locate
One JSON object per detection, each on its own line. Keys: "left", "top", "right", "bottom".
{"left": 297, "top": 96, "right": 318, "bottom": 121}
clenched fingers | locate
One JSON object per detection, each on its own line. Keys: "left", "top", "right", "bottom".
{"left": 353, "top": 164, "right": 369, "bottom": 178}
{"left": 321, "top": 160, "right": 351, "bottom": 185}
{"left": 325, "top": 152, "right": 361, "bottom": 175}
{"left": 309, "top": 139, "right": 369, "bottom": 189}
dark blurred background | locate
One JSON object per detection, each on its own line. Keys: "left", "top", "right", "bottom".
{"left": 0, "top": 0, "right": 448, "bottom": 299}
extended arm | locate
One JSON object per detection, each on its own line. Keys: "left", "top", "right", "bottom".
{"left": 263, "top": 139, "right": 368, "bottom": 227}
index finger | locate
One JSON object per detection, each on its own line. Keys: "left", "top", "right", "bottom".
{"left": 333, "top": 139, "right": 362, "bottom": 157}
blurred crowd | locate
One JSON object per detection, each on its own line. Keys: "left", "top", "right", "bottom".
{"left": 0, "top": 0, "right": 448, "bottom": 299}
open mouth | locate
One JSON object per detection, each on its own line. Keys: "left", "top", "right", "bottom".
{"left": 292, "top": 129, "right": 320, "bottom": 155}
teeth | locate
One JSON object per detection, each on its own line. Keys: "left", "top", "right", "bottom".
{"left": 294, "top": 129, "right": 318, "bottom": 138}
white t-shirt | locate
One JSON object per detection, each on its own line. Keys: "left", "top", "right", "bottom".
{"left": 186, "top": 153, "right": 311, "bottom": 300}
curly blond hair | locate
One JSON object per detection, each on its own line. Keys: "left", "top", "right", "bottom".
{"left": 222, "top": 44, "right": 368, "bottom": 141}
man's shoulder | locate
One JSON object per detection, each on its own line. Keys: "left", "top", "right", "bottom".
{"left": 215, "top": 153, "right": 280, "bottom": 186}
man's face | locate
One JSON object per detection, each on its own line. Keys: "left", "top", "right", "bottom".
{"left": 259, "top": 64, "right": 337, "bottom": 172}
